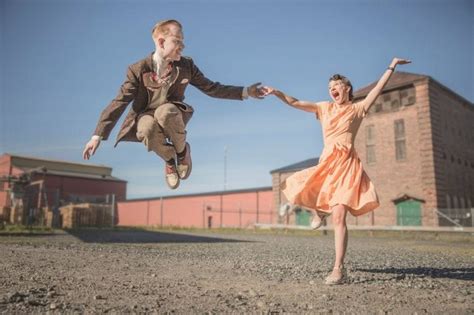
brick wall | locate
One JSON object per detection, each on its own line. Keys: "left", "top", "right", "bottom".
{"left": 430, "top": 81, "right": 474, "bottom": 211}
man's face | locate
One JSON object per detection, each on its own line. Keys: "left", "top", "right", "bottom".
{"left": 161, "top": 24, "right": 185, "bottom": 62}
{"left": 329, "top": 80, "right": 350, "bottom": 104}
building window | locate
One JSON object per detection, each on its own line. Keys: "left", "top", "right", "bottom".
{"left": 400, "top": 87, "right": 416, "bottom": 106}
{"left": 382, "top": 91, "right": 400, "bottom": 112}
{"left": 394, "top": 119, "right": 406, "bottom": 161}
{"left": 368, "top": 86, "right": 415, "bottom": 115}
{"left": 374, "top": 103, "right": 382, "bottom": 113}
{"left": 366, "top": 125, "right": 376, "bottom": 164}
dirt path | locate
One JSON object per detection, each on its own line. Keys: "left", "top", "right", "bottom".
{"left": 0, "top": 229, "right": 472, "bottom": 313}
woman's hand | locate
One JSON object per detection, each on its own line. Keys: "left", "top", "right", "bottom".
{"left": 390, "top": 58, "right": 411, "bottom": 68}
{"left": 261, "top": 86, "right": 277, "bottom": 97}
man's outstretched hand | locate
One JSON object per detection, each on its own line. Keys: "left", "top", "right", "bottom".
{"left": 247, "top": 82, "right": 266, "bottom": 99}
{"left": 82, "top": 138, "right": 100, "bottom": 160}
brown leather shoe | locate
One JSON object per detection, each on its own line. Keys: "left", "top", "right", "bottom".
{"left": 177, "top": 142, "right": 192, "bottom": 180}
{"left": 165, "top": 161, "right": 180, "bottom": 189}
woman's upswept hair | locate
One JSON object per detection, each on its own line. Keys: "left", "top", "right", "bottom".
{"left": 329, "top": 74, "right": 353, "bottom": 101}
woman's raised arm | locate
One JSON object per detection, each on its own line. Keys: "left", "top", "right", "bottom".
{"left": 358, "top": 58, "right": 411, "bottom": 112}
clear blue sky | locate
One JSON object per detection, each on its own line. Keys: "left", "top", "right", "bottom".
{"left": 1, "top": 0, "right": 472, "bottom": 199}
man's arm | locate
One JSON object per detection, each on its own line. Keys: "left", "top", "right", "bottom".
{"left": 83, "top": 66, "right": 139, "bottom": 160}
{"left": 189, "top": 58, "right": 263, "bottom": 100}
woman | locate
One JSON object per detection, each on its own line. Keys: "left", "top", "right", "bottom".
{"left": 262, "top": 57, "right": 411, "bottom": 285}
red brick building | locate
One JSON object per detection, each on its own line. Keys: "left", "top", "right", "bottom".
{"left": 0, "top": 154, "right": 127, "bottom": 214}
{"left": 271, "top": 72, "right": 474, "bottom": 227}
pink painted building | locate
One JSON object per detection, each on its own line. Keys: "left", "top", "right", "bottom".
{"left": 116, "top": 187, "right": 274, "bottom": 228}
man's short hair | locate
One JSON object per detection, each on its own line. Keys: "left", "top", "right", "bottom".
{"left": 329, "top": 74, "right": 353, "bottom": 101}
{"left": 151, "top": 19, "right": 182, "bottom": 40}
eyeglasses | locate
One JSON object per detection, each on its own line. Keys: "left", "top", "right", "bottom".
{"left": 168, "top": 36, "right": 185, "bottom": 48}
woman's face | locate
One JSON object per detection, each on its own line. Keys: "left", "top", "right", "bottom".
{"left": 329, "top": 80, "right": 350, "bottom": 105}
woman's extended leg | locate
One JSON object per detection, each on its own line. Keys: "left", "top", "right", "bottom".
{"left": 326, "top": 204, "right": 348, "bottom": 284}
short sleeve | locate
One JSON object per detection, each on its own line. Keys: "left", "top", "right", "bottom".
{"left": 353, "top": 101, "right": 369, "bottom": 118}
{"left": 314, "top": 102, "right": 323, "bottom": 120}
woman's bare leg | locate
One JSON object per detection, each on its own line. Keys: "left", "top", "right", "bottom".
{"left": 330, "top": 204, "right": 348, "bottom": 278}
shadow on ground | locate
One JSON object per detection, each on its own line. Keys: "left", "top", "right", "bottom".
{"left": 357, "top": 267, "right": 474, "bottom": 281}
{"left": 65, "top": 228, "right": 253, "bottom": 244}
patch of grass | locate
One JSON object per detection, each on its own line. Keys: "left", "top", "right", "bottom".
{"left": 0, "top": 224, "right": 55, "bottom": 234}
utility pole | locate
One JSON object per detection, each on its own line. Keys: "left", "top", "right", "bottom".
{"left": 224, "top": 146, "right": 227, "bottom": 191}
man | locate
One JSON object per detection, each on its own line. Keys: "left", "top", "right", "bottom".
{"left": 82, "top": 19, "right": 264, "bottom": 189}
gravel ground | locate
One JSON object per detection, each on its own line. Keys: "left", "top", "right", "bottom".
{"left": 0, "top": 229, "right": 472, "bottom": 314}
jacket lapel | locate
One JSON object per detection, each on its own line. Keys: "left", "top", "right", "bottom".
{"left": 166, "top": 60, "right": 182, "bottom": 98}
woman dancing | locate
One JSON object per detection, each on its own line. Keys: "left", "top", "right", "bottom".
{"left": 262, "top": 57, "right": 411, "bottom": 284}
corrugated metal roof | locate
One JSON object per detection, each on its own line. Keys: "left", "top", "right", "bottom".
{"left": 22, "top": 167, "right": 126, "bottom": 182}
{"left": 270, "top": 157, "right": 319, "bottom": 174}
{"left": 3, "top": 153, "right": 125, "bottom": 182}
{"left": 6, "top": 153, "right": 112, "bottom": 176}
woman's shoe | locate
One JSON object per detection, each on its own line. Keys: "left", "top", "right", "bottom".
{"left": 324, "top": 266, "right": 347, "bottom": 285}
{"left": 279, "top": 203, "right": 299, "bottom": 217}
{"left": 310, "top": 211, "right": 328, "bottom": 230}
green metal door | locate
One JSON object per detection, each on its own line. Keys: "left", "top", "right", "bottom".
{"left": 396, "top": 200, "right": 422, "bottom": 226}
{"left": 295, "top": 209, "right": 311, "bottom": 226}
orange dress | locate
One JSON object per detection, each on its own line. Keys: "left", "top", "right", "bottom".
{"left": 282, "top": 101, "right": 379, "bottom": 216}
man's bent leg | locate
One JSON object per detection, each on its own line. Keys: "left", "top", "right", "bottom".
{"left": 136, "top": 115, "right": 180, "bottom": 189}
{"left": 154, "top": 103, "right": 192, "bottom": 179}
{"left": 154, "top": 103, "right": 186, "bottom": 153}
{"left": 136, "top": 115, "right": 175, "bottom": 161}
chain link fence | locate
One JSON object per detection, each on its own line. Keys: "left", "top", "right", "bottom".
{"left": 1, "top": 186, "right": 116, "bottom": 229}
{"left": 435, "top": 207, "right": 474, "bottom": 227}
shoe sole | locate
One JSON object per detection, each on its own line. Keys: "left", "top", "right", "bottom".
{"left": 166, "top": 180, "right": 180, "bottom": 190}
{"left": 166, "top": 175, "right": 180, "bottom": 189}
{"left": 179, "top": 143, "right": 192, "bottom": 180}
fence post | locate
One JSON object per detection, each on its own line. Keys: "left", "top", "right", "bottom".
{"left": 471, "top": 208, "right": 474, "bottom": 227}
{"left": 256, "top": 191, "right": 259, "bottom": 224}
{"left": 202, "top": 202, "right": 205, "bottom": 228}
{"left": 239, "top": 202, "right": 242, "bottom": 228}
{"left": 220, "top": 194, "right": 223, "bottom": 228}
{"left": 160, "top": 196, "right": 163, "bottom": 228}
{"left": 111, "top": 194, "right": 115, "bottom": 227}
{"left": 53, "top": 189, "right": 60, "bottom": 228}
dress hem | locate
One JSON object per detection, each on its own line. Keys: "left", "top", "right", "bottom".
{"left": 288, "top": 201, "right": 379, "bottom": 217}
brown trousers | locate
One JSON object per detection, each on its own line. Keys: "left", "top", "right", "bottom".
{"left": 136, "top": 103, "right": 193, "bottom": 162}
